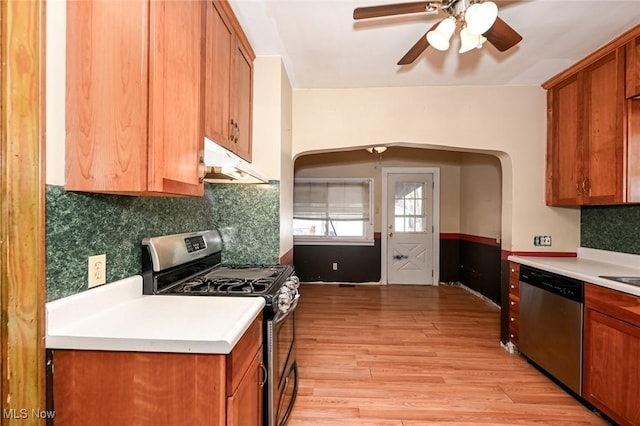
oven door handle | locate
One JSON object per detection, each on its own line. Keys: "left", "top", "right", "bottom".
{"left": 273, "top": 294, "right": 299, "bottom": 326}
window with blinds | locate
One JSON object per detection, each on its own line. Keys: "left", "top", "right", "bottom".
{"left": 293, "top": 178, "right": 374, "bottom": 245}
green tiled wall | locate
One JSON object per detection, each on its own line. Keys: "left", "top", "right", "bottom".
{"left": 46, "top": 182, "right": 280, "bottom": 301}
{"left": 581, "top": 204, "right": 640, "bottom": 255}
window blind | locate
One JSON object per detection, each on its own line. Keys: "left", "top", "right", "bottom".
{"left": 294, "top": 180, "right": 370, "bottom": 221}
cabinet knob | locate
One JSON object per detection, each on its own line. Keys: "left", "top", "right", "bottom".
{"left": 510, "top": 284, "right": 515, "bottom": 289}
{"left": 510, "top": 317, "right": 515, "bottom": 322}
{"left": 510, "top": 301, "right": 515, "bottom": 306}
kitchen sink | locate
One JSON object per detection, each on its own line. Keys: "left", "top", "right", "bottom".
{"left": 599, "top": 276, "right": 640, "bottom": 287}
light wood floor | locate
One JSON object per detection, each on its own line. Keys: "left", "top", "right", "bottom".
{"left": 287, "top": 283, "right": 609, "bottom": 426}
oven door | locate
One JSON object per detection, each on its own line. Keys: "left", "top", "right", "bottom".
{"left": 267, "top": 296, "right": 299, "bottom": 426}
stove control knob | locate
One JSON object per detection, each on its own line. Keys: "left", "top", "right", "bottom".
{"left": 277, "top": 288, "right": 294, "bottom": 312}
{"left": 289, "top": 275, "right": 300, "bottom": 289}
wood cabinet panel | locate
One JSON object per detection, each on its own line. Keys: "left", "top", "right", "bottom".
{"left": 628, "top": 100, "right": 640, "bottom": 202}
{"left": 508, "top": 262, "right": 520, "bottom": 347}
{"left": 53, "top": 350, "right": 226, "bottom": 426}
{"left": 584, "top": 308, "right": 640, "bottom": 426}
{"left": 65, "top": 0, "right": 204, "bottom": 196}
{"left": 627, "top": 35, "right": 640, "bottom": 98}
{"left": 584, "top": 284, "right": 640, "bottom": 426}
{"left": 204, "top": 0, "right": 254, "bottom": 162}
{"left": 545, "top": 48, "right": 625, "bottom": 206}
{"left": 581, "top": 49, "right": 625, "bottom": 204}
{"left": 205, "top": 0, "right": 233, "bottom": 149}
{"left": 65, "top": 0, "right": 149, "bottom": 193}
{"left": 227, "top": 312, "right": 262, "bottom": 394}
{"left": 233, "top": 43, "right": 254, "bottom": 162}
{"left": 547, "top": 75, "right": 582, "bottom": 205}
{"left": 227, "top": 349, "right": 263, "bottom": 426}
{"left": 148, "top": 0, "right": 205, "bottom": 195}
{"left": 52, "top": 316, "right": 263, "bottom": 425}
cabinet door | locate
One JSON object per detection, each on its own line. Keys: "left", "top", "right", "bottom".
{"left": 547, "top": 74, "right": 583, "bottom": 205}
{"left": 227, "top": 348, "right": 263, "bottom": 426}
{"left": 205, "top": 0, "right": 234, "bottom": 151}
{"left": 581, "top": 49, "right": 625, "bottom": 204}
{"left": 147, "top": 0, "right": 204, "bottom": 196}
{"left": 584, "top": 308, "right": 640, "bottom": 426}
{"left": 65, "top": 0, "right": 149, "bottom": 193}
{"left": 627, "top": 36, "right": 640, "bottom": 99}
{"left": 233, "top": 43, "right": 254, "bottom": 162}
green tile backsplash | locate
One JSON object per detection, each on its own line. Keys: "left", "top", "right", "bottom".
{"left": 46, "top": 182, "right": 280, "bottom": 301}
{"left": 581, "top": 204, "right": 640, "bottom": 255}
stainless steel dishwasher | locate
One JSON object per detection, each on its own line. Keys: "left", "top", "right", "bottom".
{"left": 519, "top": 265, "right": 584, "bottom": 396}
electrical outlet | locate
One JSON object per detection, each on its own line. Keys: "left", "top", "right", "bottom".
{"left": 88, "top": 254, "right": 106, "bottom": 288}
{"left": 533, "top": 235, "right": 552, "bottom": 247}
{"left": 332, "top": 262, "right": 338, "bottom": 271}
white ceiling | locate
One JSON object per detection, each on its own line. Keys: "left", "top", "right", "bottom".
{"left": 229, "top": 0, "right": 640, "bottom": 88}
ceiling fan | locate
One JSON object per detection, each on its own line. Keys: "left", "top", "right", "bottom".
{"left": 353, "top": 0, "right": 523, "bottom": 65}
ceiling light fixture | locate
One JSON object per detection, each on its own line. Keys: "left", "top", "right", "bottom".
{"left": 366, "top": 146, "right": 388, "bottom": 154}
{"left": 426, "top": 0, "right": 497, "bottom": 54}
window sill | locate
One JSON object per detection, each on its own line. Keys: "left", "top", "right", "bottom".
{"left": 293, "top": 238, "right": 375, "bottom": 247}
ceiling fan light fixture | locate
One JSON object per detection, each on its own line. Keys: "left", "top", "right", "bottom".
{"left": 459, "top": 26, "right": 487, "bottom": 53}
{"left": 426, "top": 17, "right": 456, "bottom": 51}
{"left": 366, "top": 146, "right": 388, "bottom": 154}
{"left": 465, "top": 1, "right": 498, "bottom": 35}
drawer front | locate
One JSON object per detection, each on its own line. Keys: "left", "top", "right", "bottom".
{"left": 585, "top": 284, "right": 640, "bottom": 327}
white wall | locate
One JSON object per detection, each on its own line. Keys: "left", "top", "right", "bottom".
{"left": 459, "top": 153, "right": 502, "bottom": 241}
{"left": 252, "top": 57, "right": 294, "bottom": 259}
{"left": 291, "top": 86, "right": 580, "bottom": 252}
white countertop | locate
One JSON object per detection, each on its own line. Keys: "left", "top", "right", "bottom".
{"left": 509, "top": 248, "right": 640, "bottom": 297}
{"left": 46, "top": 276, "right": 265, "bottom": 354}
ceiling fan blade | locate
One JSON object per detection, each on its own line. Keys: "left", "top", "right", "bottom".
{"left": 397, "top": 22, "right": 440, "bottom": 65}
{"left": 353, "top": 1, "right": 441, "bottom": 20}
{"left": 483, "top": 16, "right": 522, "bottom": 52}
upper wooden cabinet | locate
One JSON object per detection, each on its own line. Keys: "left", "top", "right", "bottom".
{"left": 205, "top": 0, "right": 255, "bottom": 163}
{"left": 65, "top": 0, "right": 205, "bottom": 196}
{"left": 627, "top": 35, "right": 640, "bottom": 98}
{"left": 544, "top": 25, "right": 640, "bottom": 206}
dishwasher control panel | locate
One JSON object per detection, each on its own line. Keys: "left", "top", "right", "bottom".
{"left": 519, "top": 265, "right": 583, "bottom": 303}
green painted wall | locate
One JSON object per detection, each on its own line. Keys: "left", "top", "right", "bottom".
{"left": 46, "top": 183, "right": 280, "bottom": 301}
{"left": 581, "top": 204, "right": 640, "bottom": 255}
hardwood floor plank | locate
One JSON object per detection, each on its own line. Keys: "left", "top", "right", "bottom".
{"left": 288, "top": 284, "right": 609, "bottom": 425}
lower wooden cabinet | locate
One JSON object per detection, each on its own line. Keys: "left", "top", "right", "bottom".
{"left": 51, "top": 316, "right": 263, "bottom": 426}
{"left": 583, "top": 284, "right": 640, "bottom": 426}
{"left": 508, "top": 262, "right": 520, "bottom": 348}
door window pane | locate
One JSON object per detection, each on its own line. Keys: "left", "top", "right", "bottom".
{"left": 394, "top": 182, "right": 427, "bottom": 233}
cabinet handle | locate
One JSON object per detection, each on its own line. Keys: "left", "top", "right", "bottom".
{"left": 259, "top": 361, "right": 267, "bottom": 388}
{"left": 235, "top": 122, "right": 240, "bottom": 143}
{"left": 230, "top": 119, "right": 237, "bottom": 142}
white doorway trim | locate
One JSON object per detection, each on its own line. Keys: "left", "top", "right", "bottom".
{"left": 381, "top": 167, "right": 441, "bottom": 285}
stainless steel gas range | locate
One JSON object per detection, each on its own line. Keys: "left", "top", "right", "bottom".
{"left": 141, "top": 230, "right": 299, "bottom": 426}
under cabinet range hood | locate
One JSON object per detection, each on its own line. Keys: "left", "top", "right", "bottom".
{"left": 203, "top": 138, "right": 268, "bottom": 184}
